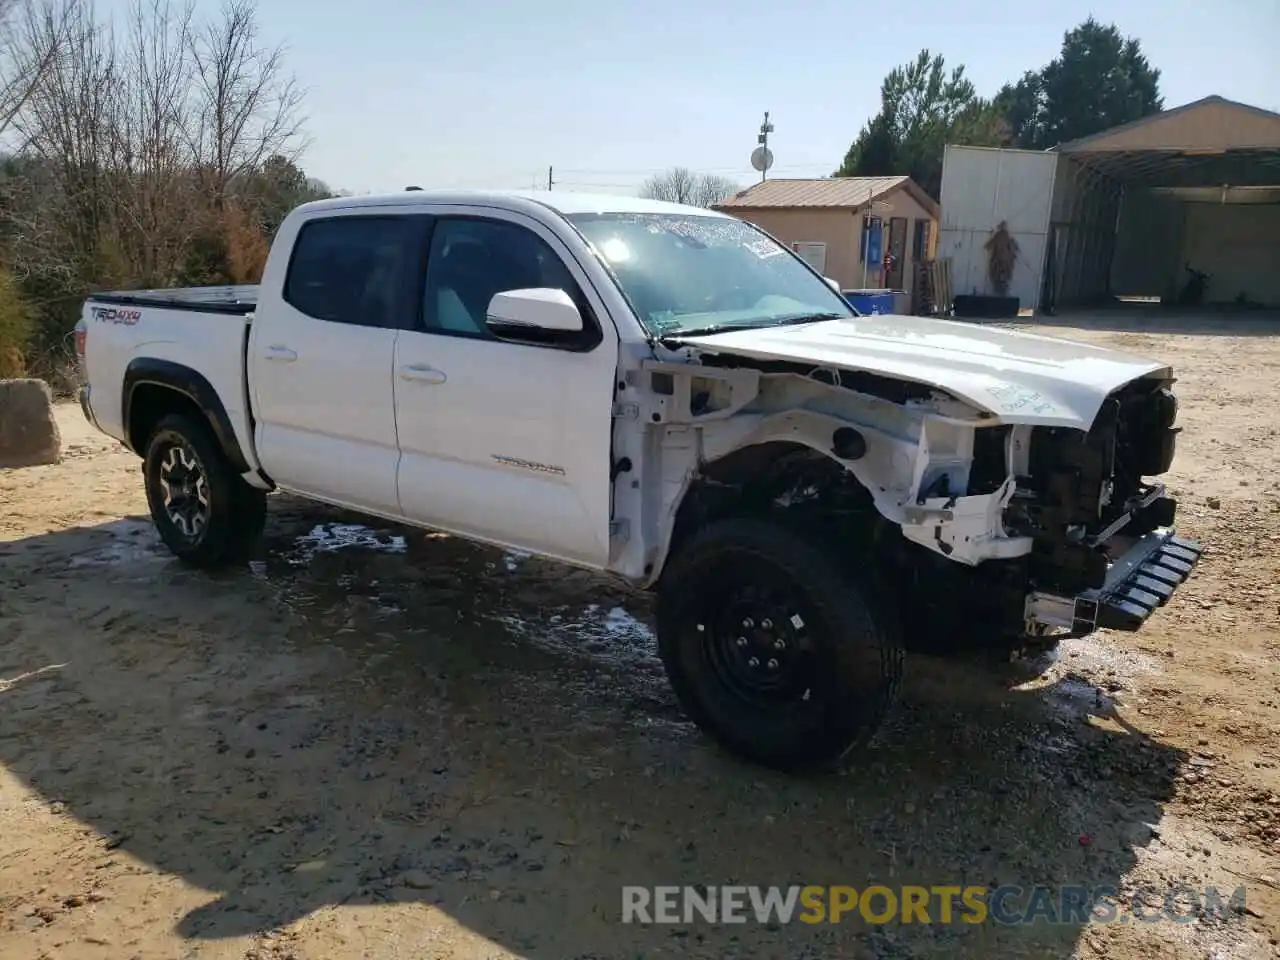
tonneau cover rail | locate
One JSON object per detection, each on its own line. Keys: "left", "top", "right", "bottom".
{"left": 89, "top": 283, "right": 258, "bottom": 315}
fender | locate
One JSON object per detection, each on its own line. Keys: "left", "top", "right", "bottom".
{"left": 121, "top": 357, "right": 252, "bottom": 475}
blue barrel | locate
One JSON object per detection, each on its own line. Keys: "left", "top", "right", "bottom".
{"left": 842, "top": 288, "right": 896, "bottom": 315}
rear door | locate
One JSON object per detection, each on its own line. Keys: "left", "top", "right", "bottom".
{"left": 249, "top": 212, "right": 426, "bottom": 514}
{"left": 392, "top": 208, "right": 619, "bottom": 568}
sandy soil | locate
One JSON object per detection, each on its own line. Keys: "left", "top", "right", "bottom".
{"left": 2, "top": 313, "right": 1279, "bottom": 960}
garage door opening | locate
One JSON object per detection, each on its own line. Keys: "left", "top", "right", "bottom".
{"left": 1044, "top": 96, "right": 1280, "bottom": 313}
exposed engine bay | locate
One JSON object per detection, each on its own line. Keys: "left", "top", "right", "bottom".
{"left": 610, "top": 345, "right": 1199, "bottom": 653}
{"left": 1010, "top": 375, "right": 1181, "bottom": 593}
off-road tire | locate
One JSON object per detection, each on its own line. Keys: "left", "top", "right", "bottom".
{"left": 143, "top": 413, "right": 266, "bottom": 568}
{"left": 655, "top": 517, "right": 903, "bottom": 772}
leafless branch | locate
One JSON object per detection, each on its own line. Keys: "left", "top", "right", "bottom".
{"left": 0, "top": 0, "right": 74, "bottom": 140}
{"left": 639, "top": 166, "right": 741, "bottom": 208}
{"left": 106, "top": 0, "right": 201, "bottom": 283}
{"left": 186, "top": 0, "right": 307, "bottom": 207}
{"left": 0, "top": 0, "right": 314, "bottom": 366}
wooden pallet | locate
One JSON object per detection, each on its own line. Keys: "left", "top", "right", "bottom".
{"left": 916, "top": 257, "right": 953, "bottom": 316}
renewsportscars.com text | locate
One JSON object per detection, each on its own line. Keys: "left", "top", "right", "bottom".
{"left": 621, "top": 884, "right": 1248, "bottom": 926}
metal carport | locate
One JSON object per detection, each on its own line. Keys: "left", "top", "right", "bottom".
{"left": 1045, "top": 96, "right": 1280, "bottom": 310}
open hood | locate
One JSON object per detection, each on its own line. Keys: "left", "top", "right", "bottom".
{"left": 673, "top": 315, "right": 1170, "bottom": 430}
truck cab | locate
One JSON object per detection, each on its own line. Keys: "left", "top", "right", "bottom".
{"left": 246, "top": 195, "right": 631, "bottom": 570}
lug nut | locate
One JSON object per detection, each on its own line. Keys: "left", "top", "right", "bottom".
{"left": 747, "top": 657, "right": 760, "bottom": 668}
{"left": 767, "top": 659, "right": 779, "bottom": 670}
{"left": 736, "top": 637, "right": 748, "bottom": 647}
{"left": 742, "top": 617, "right": 754, "bottom": 629}
{"left": 761, "top": 618, "right": 773, "bottom": 630}
{"left": 773, "top": 638, "right": 786, "bottom": 650}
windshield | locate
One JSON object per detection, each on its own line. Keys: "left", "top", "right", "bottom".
{"left": 563, "top": 212, "right": 857, "bottom": 338}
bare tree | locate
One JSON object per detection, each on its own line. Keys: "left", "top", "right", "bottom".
{"left": 639, "top": 166, "right": 698, "bottom": 204}
{"left": 639, "top": 166, "right": 741, "bottom": 208}
{"left": 109, "top": 0, "right": 201, "bottom": 284}
{"left": 3, "top": 0, "right": 116, "bottom": 287}
{"left": 0, "top": 0, "right": 72, "bottom": 139}
{"left": 0, "top": 0, "right": 315, "bottom": 372}
{"left": 186, "top": 0, "right": 306, "bottom": 209}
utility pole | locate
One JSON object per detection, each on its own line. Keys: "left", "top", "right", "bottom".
{"left": 547, "top": 166, "right": 554, "bottom": 191}
{"left": 758, "top": 112, "right": 774, "bottom": 183}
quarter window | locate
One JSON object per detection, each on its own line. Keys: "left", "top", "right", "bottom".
{"left": 284, "top": 216, "right": 419, "bottom": 328}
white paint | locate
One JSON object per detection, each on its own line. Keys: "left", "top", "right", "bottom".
{"left": 391, "top": 204, "right": 618, "bottom": 570}
{"left": 938, "top": 145, "right": 1057, "bottom": 311}
{"left": 78, "top": 307, "right": 264, "bottom": 479}
{"left": 250, "top": 321, "right": 402, "bottom": 515}
{"left": 678, "top": 312, "right": 1168, "bottom": 429}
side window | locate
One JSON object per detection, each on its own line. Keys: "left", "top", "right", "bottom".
{"left": 284, "top": 216, "right": 418, "bottom": 328}
{"left": 421, "top": 217, "right": 598, "bottom": 348}
{"left": 912, "top": 219, "right": 931, "bottom": 261}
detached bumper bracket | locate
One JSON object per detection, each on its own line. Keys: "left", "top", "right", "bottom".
{"left": 1025, "top": 530, "right": 1204, "bottom": 635}
{"left": 1087, "top": 530, "right": 1204, "bottom": 631}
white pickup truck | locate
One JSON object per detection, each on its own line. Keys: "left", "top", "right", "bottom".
{"left": 75, "top": 189, "right": 1202, "bottom": 772}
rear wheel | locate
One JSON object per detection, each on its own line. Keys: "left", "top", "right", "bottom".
{"left": 143, "top": 413, "right": 266, "bottom": 568}
{"left": 656, "top": 518, "right": 903, "bottom": 772}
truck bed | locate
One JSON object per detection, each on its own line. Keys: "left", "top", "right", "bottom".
{"left": 80, "top": 284, "right": 261, "bottom": 476}
{"left": 89, "top": 284, "right": 258, "bottom": 316}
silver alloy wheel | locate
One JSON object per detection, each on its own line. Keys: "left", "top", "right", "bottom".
{"left": 158, "top": 442, "right": 210, "bottom": 539}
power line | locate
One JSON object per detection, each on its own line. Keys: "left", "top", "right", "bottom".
{"left": 554, "top": 181, "right": 646, "bottom": 189}
{"left": 376, "top": 160, "right": 839, "bottom": 195}
{"left": 551, "top": 161, "right": 833, "bottom": 176}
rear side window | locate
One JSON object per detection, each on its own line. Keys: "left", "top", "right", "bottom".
{"left": 284, "top": 216, "right": 419, "bottom": 328}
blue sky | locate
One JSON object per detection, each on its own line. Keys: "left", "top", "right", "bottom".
{"left": 114, "top": 0, "right": 1280, "bottom": 195}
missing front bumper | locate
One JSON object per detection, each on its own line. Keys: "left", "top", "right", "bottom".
{"left": 1026, "top": 529, "right": 1204, "bottom": 634}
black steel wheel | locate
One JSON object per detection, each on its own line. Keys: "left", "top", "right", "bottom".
{"left": 656, "top": 517, "right": 902, "bottom": 772}
{"left": 143, "top": 413, "right": 266, "bottom": 568}
{"left": 704, "top": 582, "right": 821, "bottom": 708}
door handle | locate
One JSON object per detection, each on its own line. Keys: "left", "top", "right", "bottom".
{"left": 398, "top": 364, "right": 447, "bottom": 384}
{"left": 264, "top": 344, "right": 297, "bottom": 362}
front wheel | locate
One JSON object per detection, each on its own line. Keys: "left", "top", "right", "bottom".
{"left": 143, "top": 413, "right": 266, "bottom": 568}
{"left": 655, "top": 518, "right": 903, "bottom": 772}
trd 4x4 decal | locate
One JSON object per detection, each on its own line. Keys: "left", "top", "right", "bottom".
{"left": 92, "top": 306, "right": 142, "bottom": 325}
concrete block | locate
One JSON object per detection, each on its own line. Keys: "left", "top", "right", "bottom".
{"left": 0, "top": 378, "right": 62, "bottom": 468}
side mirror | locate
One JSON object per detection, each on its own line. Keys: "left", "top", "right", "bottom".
{"left": 824, "top": 277, "right": 841, "bottom": 293}
{"left": 486, "top": 288, "right": 583, "bottom": 336}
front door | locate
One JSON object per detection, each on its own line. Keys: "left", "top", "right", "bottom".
{"left": 886, "top": 216, "right": 907, "bottom": 289}
{"left": 249, "top": 213, "right": 425, "bottom": 515}
{"left": 393, "top": 210, "right": 619, "bottom": 568}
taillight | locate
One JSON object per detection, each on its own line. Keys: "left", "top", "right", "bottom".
{"left": 74, "top": 319, "right": 87, "bottom": 373}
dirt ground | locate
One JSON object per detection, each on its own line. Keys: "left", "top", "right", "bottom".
{"left": 2, "top": 311, "right": 1279, "bottom": 960}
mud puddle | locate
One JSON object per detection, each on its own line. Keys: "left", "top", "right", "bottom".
{"left": 243, "top": 508, "right": 677, "bottom": 731}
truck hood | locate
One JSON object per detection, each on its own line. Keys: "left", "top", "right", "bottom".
{"left": 675, "top": 314, "right": 1170, "bottom": 429}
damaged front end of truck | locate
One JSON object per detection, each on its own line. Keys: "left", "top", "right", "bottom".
{"left": 614, "top": 326, "right": 1203, "bottom": 656}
